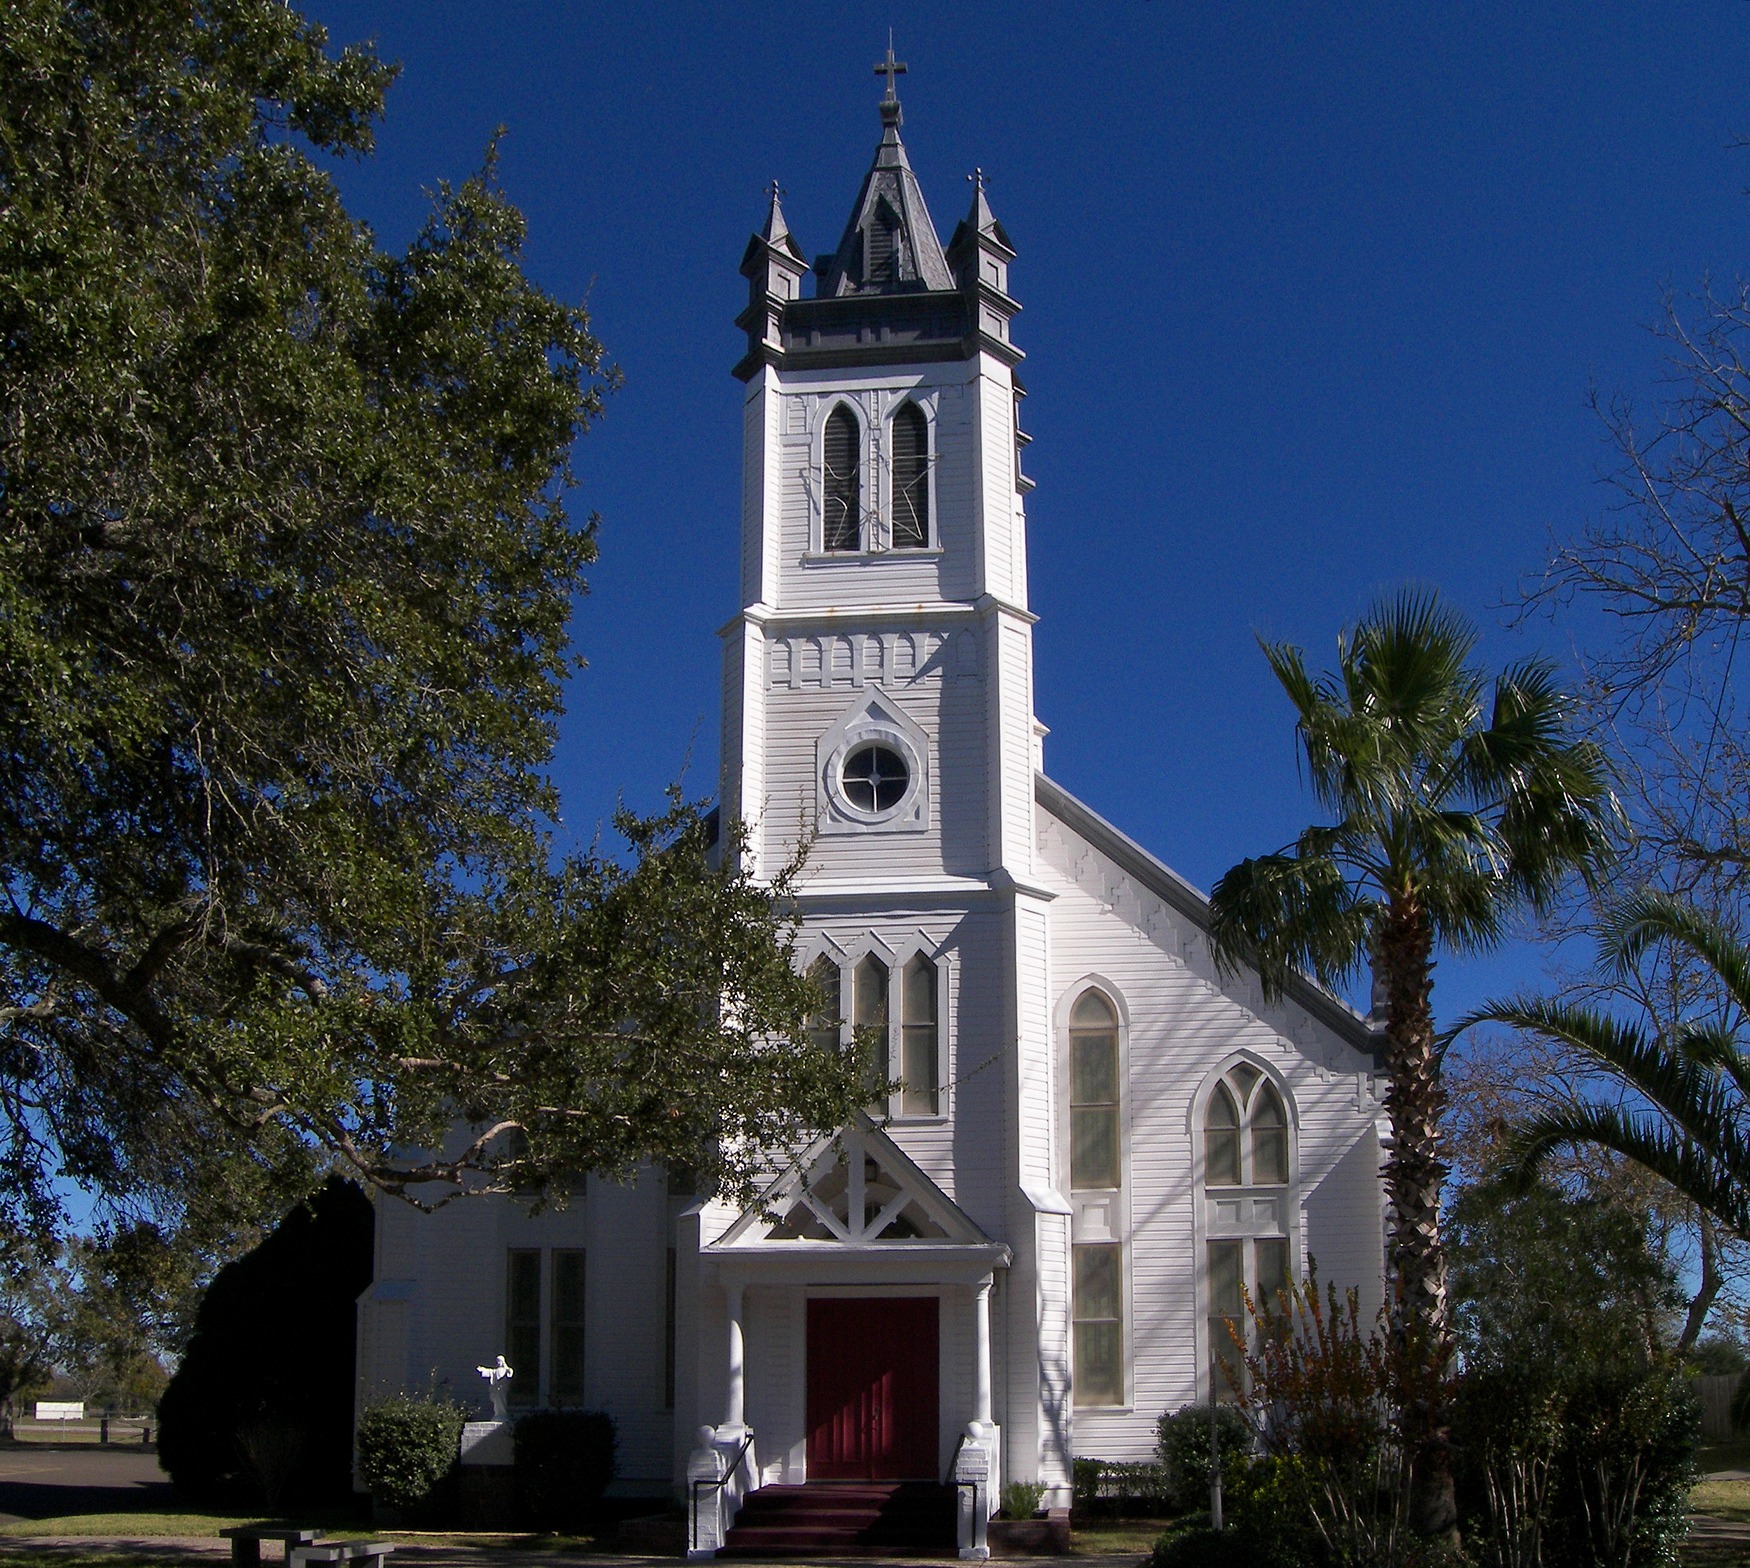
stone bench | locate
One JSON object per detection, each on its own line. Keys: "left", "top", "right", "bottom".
{"left": 288, "top": 1543, "right": 395, "bottom": 1568}
{"left": 219, "top": 1527, "right": 323, "bottom": 1564}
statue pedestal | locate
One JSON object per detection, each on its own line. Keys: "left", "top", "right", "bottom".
{"left": 459, "top": 1420, "right": 515, "bottom": 1529}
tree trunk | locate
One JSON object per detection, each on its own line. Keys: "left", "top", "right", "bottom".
{"left": 1679, "top": 1209, "right": 1722, "bottom": 1353}
{"left": 1376, "top": 896, "right": 1457, "bottom": 1542}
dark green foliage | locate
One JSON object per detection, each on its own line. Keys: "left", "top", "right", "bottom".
{"left": 1452, "top": 1366, "right": 1697, "bottom": 1568}
{"left": 1156, "top": 1404, "right": 1253, "bottom": 1512}
{"left": 356, "top": 1395, "right": 465, "bottom": 1521}
{"left": 512, "top": 1408, "right": 616, "bottom": 1531}
{"left": 1447, "top": 1177, "right": 1680, "bottom": 1376}
{"left": 1687, "top": 1332, "right": 1747, "bottom": 1377}
{"left": 1072, "top": 1456, "right": 1173, "bottom": 1517}
{"left": 0, "top": 0, "right": 867, "bottom": 1243}
{"left": 1151, "top": 1520, "right": 1319, "bottom": 1568}
{"left": 1545, "top": 1369, "right": 1696, "bottom": 1568}
{"left": 157, "top": 1177, "right": 371, "bottom": 1507}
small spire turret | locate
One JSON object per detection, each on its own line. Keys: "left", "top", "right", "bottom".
{"left": 736, "top": 178, "right": 808, "bottom": 373}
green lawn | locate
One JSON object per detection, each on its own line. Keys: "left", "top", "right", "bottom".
{"left": 1070, "top": 1515, "right": 1174, "bottom": 1557}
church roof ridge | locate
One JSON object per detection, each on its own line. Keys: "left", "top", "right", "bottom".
{"left": 1033, "top": 773, "right": 1382, "bottom": 1058}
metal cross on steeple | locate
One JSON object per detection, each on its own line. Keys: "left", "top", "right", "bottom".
{"left": 874, "top": 34, "right": 907, "bottom": 101}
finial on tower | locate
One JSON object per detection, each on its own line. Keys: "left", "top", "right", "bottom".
{"left": 760, "top": 179, "right": 792, "bottom": 246}
{"left": 969, "top": 168, "right": 986, "bottom": 194}
{"left": 874, "top": 33, "right": 907, "bottom": 127}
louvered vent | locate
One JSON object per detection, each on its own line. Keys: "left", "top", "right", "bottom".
{"left": 890, "top": 403, "right": 929, "bottom": 549}
{"left": 823, "top": 408, "right": 860, "bottom": 552}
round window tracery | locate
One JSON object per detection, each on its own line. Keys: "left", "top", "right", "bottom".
{"left": 841, "top": 743, "right": 909, "bottom": 813}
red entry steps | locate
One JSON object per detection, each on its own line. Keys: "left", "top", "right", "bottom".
{"left": 718, "top": 1481, "right": 958, "bottom": 1557}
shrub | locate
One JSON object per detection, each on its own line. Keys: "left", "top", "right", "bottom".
{"left": 1074, "top": 1456, "right": 1173, "bottom": 1516}
{"left": 1236, "top": 1268, "right": 1429, "bottom": 1568}
{"left": 1451, "top": 1369, "right": 1564, "bottom": 1568}
{"left": 1151, "top": 1521, "right": 1314, "bottom": 1568}
{"left": 355, "top": 1395, "right": 464, "bottom": 1520}
{"left": 513, "top": 1408, "right": 617, "bottom": 1531}
{"left": 1156, "top": 1404, "right": 1252, "bottom": 1512}
{"left": 1545, "top": 1367, "right": 1696, "bottom": 1568}
{"left": 1451, "top": 1362, "right": 1696, "bottom": 1568}
{"left": 1001, "top": 1480, "right": 1045, "bottom": 1519}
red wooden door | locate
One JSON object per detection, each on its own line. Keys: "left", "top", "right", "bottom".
{"left": 806, "top": 1297, "right": 939, "bottom": 1480}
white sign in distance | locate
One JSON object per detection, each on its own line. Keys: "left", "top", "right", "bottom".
{"left": 35, "top": 1401, "right": 84, "bottom": 1421}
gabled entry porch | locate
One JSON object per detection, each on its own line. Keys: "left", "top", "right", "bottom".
{"left": 684, "top": 1120, "right": 1010, "bottom": 1560}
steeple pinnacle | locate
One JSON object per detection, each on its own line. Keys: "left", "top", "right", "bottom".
{"left": 760, "top": 179, "right": 794, "bottom": 248}
{"left": 815, "top": 47, "right": 953, "bottom": 298}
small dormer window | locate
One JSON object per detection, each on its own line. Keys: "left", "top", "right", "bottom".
{"left": 891, "top": 403, "right": 929, "bottom": 549}
{"left": 823, "top": 407, "right": 861, "bottom": 551}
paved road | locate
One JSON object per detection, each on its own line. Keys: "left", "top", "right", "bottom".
{"left": 0, "top": 1446, "right": 174, "bottom": 1524}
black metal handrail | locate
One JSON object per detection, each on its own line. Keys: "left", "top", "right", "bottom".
{"left": 689, "top": 1428, "right": 757, "bottom": 1554}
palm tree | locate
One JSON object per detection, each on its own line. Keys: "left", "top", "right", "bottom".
{"left": 1207, "top": 589, "right": 1616, "bottom": 1538}
{"left": 1465, "top": 892, "right": 1750, "bottom": 1316}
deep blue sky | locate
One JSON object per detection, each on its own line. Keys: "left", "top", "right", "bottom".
{"left": 302, "top": 1, "right": 1750, "bottom": 1020}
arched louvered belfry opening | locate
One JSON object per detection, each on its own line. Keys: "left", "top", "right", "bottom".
{"left": 823, "top": 406, "right": 861, "bottom": 552}
{"left": 890, "top": 403, "right": 929, "bottom": 550}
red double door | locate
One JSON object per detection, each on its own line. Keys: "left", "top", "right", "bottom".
{"left": 806, "top": 1297, "right": 940, "bottom": 1480}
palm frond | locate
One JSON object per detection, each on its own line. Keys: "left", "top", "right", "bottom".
{"left": 1502, "top": 1102, "right": 1750, "bottom": 1239}
{"left": 1207, "top": 849, "right": 1373, "bottom": 1001}
{"left": 1602, "top": 891, "right": 1750, "bottom": 1019}
{"left": 1465, "top": 995, "right": 1750, "bottom": 1167}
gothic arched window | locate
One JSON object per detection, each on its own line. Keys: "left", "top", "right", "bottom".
{"left": 854, "top": 954, "right": 889, "bottom": 1103}
{"left": 891, "top": 403, "right": 929, "bottom": 549}
{"left": 1203, "top": 1064, "right": 1293, "bottom": 1401}
{"left": 823, "top": 407, "right": 861, "bottom": 552}
{"left": 1069, "top": 989, "right": 1121, "bottom": 1190}
{"left": 804, "top": 956, "right": 842, "bottom": 1055}
{"left": 900, "top": 955, "right": 938, "bottom": 1116}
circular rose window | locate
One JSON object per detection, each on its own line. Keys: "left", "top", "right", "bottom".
{"left": 841, "top": 743, "right": 910, "bottom": 813}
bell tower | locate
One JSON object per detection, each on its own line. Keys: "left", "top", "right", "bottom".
{"left": 722, "top": 73, "right": 1035, "bottom": 890}
{"left": 718, "top": 62, "right": 1070, "bottom": 1498}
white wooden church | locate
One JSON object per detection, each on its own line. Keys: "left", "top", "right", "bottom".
{"left": 354, "top": 66, "right": 1388, "bottom": 1555}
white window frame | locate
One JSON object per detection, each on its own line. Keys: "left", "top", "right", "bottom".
{"left": 1191, "top": 1056, "right": 1300, "bottom": 1404}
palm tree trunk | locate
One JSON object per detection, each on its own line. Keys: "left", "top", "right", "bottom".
{"left": 1376, "top": 896, "right": 1457, "bottom": 1541}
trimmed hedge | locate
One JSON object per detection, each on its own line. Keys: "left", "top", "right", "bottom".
{"left": 1157, "top": 1403, "right": 1253, "bottom": 1512}
{"left": 513, "top": 1409, "right": 617, "bottom": 1530}
{"left": 356, "top": 1395, "right": 465, "bottom": 1521}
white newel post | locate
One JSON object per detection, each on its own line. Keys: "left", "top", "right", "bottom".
{"left": 957, "top": 1274, "right": 997, "bottom": 1561}
{"left": 687, "top": 1278, "right": 755, "bottom": 1560}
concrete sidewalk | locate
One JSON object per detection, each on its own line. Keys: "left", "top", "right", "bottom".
{"left": 0, "top": 1542, "right": 1151, "bottom": 1568}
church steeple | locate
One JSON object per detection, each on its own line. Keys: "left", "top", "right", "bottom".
{"left": 731, "top": 61, "right": 1020, "bottom": 381}
{"left": 814, "top": 50, "right": 956, "bottom": 298}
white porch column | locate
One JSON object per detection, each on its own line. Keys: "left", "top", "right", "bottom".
{"left": 725, "top": 1279, "right": 747, "bottom": 1430}
{"left": 972, "top": 1275, "right": 993, "bottom": 1429}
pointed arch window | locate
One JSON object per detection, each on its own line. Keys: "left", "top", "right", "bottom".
{"left": 890, "top": 403, "right": 930, "bottom": 550}
{"left": 804, "top": 956, "right": 843, "bottom": 1055}
{"left": 823, "top": 407, "right": 861, "bottom": 552}
{"left": 900, "top": 956, "right": 938, "bottom": 1116}
{"left": 1203, "top": 1064, "right": 1293, "bottom": 1402}
{"left": 1069, "top": 989, "right": 1121, "bottom": 1190}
